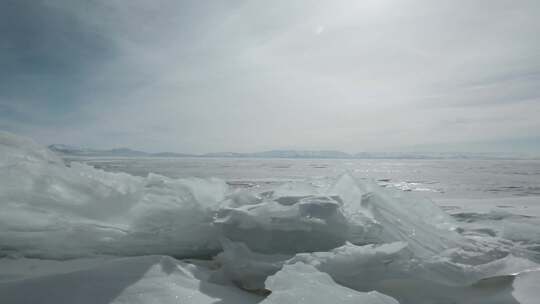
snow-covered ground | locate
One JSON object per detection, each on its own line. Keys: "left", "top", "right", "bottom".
{"left": 1, "top": 131, "right": 539, "bottom": 304}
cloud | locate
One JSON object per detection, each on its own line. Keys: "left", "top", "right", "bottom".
{"left": 0, "top": 0, "right": 117, "bottom": 112}
{"left": 1, "top": 0, "right": 539, "bottom": 153}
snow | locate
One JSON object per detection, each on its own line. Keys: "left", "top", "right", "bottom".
{"left": 1, "top": 131, "right": 540, "bottom": 303}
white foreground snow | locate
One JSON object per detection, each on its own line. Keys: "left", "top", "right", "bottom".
{"left": 1, "top": 131, "right": 540, "bottom": 304}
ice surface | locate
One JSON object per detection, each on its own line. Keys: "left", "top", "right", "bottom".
{"left": 1, "top": 131, "right": 540, "bottom": 303}
{"left": 0, "top": 256, "right": 262, "bottom": 304}
{"left": 261, "top": 262, "right": 399, "bottom": 304}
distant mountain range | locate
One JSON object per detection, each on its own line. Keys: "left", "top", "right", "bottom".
{"left": 48, "top": 144, "right": 536, "bottom": 160}
{"left": 49, "top": 145, "right": 355, "bottom": 158}
{"left": 48, "top": 144, "right": 193, "bottom": 158}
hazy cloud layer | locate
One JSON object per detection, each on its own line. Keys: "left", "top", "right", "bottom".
{"left": 1, "top": 0, "right": 539, "bottom": 153}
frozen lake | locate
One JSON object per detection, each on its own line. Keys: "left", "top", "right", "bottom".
{"left": 77, "top": 157, "right": 540, "bottom": 199}
{"left": 2, "top": 132, "right": 540, "bottom": 304}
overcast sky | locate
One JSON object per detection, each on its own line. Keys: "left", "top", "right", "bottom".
{"left": 1, "top": 0, "right": 539, "bottom": 153}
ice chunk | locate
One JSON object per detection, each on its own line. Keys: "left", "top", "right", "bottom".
{"left": 502, "top": 220, "right": 540, "bottom": 244}
{"left": 0, "top": 132, "right": 225, "bottom": 259}
{"left": 214, "top": 195, "right": 349, "bottom": 254}
{"left": 261, "top": 262, "right": 399, "bottom": 304}
{"left": 287, "top": 241, "right": 540, "bottom": 303}
{"left": 0, "top": 131, "right": 63, "bottom": 165}
{"left": 291, "top": 242, "right": 409, "bottom": 291}
{"left": 270, "top": 180, "right": 325, "bottom": 200}
{"left": 220, "top": 189, "right": 263, "bottom": 208}
{"left": 329, "top": 174, "right": 464, "bottom": 257}
{"left": 215, "top": 238, "right": 290, "bottom": 291}
{"left": 215, "top": 240, "right": 408, "bottom": 299}
{"left": 512, "top": 269, "right": 540, "bottom": 304}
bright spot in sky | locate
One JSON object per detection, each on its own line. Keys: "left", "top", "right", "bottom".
{"left": 314, "top": 25, "right": 325, "bottom": 35}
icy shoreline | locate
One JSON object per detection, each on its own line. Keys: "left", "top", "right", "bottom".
{"left": 1, "top": 131, "right": 539, "bottom": 304}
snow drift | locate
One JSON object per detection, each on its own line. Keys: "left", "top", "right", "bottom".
{"left": 1, "top": 131, "right": 539, "bottom": 304}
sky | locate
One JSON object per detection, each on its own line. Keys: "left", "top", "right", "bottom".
{"left": 1, "top": 0, "right": 539, "bottom": 154}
